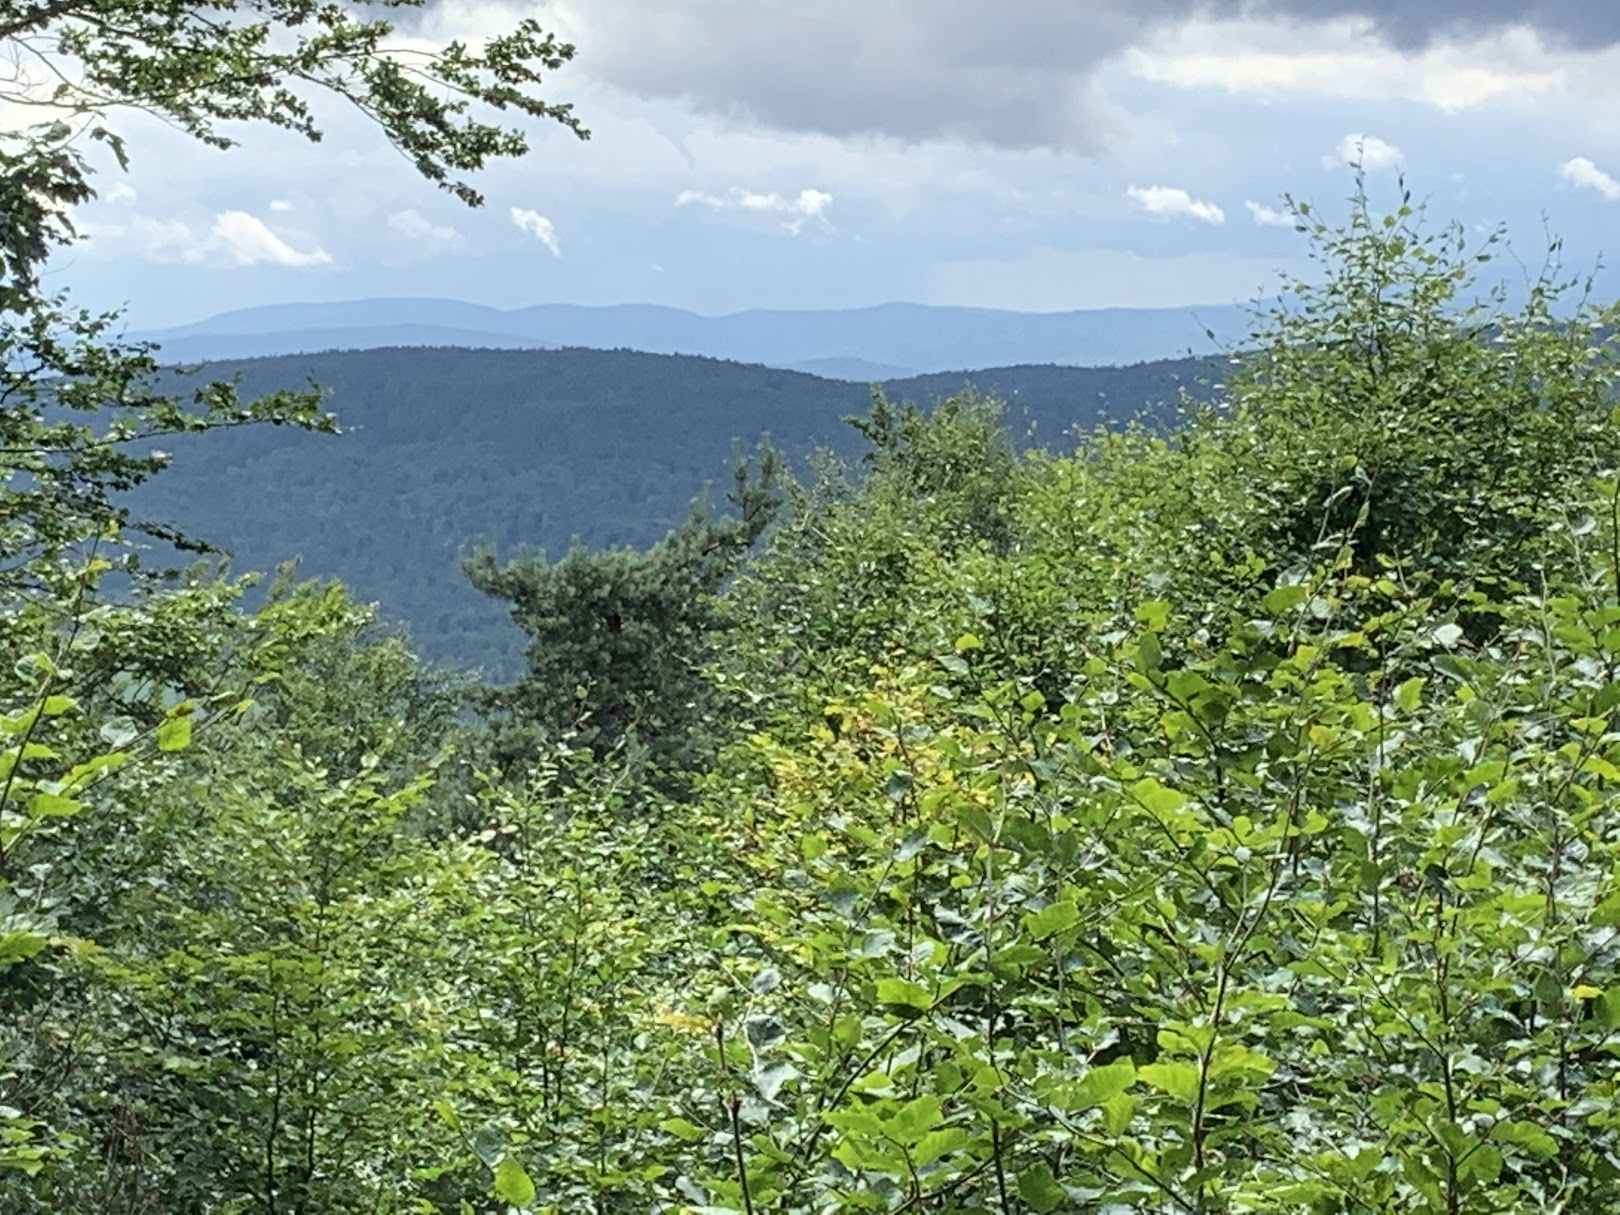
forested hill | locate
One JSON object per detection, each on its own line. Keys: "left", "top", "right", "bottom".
{"left": 125, "top": 345, "right": 1220, "bottom": 673}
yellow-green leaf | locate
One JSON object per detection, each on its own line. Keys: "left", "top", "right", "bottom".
{"left": 157, "top": 716, "right": 192, "bottom": 752}
{"left": 27, "top": 792, "right": 80, "bottom": 819}
{"left": 1138, "top": 1060, "right": 1200, "bottom": 1103}
{"left": 1396, "top": 676, "right": 1425, "bottom": 713}
{"left": 492, "top": 1155, "right": 535, "bottom": 1207}
{"left": 1024, "top": 899, "right": 1080, "bottom": 941}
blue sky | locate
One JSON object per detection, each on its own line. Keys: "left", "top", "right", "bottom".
{"left": 47, "top": 1, "right": 1620, "bottom": 328}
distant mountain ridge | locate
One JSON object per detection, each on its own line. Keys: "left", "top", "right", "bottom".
{"left": 136, "top": 298, "right": 1252, "bottom": 378}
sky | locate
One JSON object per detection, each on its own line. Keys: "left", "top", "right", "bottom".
{"left": 42, "top": 0, "right": 1620, "bottom": 328}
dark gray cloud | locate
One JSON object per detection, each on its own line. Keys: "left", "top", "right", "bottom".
{"left": 557, "top": 1, "right": 1168, "bottom": 153}
{"left": 474, "top": 2, "right": 1620, "bottom": 151}
{"left": 1249, "top": 1, "right": 1620, "bottom": 50}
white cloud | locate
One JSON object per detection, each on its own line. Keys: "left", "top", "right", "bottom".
{"left": 1559, "top": 156, "right": 1620, "bottom": 200}
{"left": 102, "top": 182, "right": 137, "bottom": 205}
{"left": 210, "top": 210, "right": 332, "bottom": 267}
{"left": 387, "top": 208, "right": 465, "bottom": 246}
{"left": 1326, "top": 133, "right": 1403, "bottom": 170}
{"left": 1126, "top": 184, "right": 1224, "bottom": 224}
{"left": 1245, "top": 200, "right": 1294, "bottom": 227}
{"left": 74, "top": 208, "right": 330, "bottom": 268}
{"left": 1126, "top": 17, "right": 1569, "bottom": 111}
{"left": 268, "top": 198, "right": 295, "bottom": 212}
{"left": 510, "top": 207, "right": 562, "bottom": 255}
{"left": 675, "top": 186, "right": 834, "bottom": 233}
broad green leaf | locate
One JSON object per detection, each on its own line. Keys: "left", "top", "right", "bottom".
{"left": 875, "top": 978, "right": 932, "bottom": 1014}
{"left": 887, "top": 1095, "right": 942, "bottom": 1145}
{"left": 1070, "top": 1059, "right": 1136, "bottom": 1110}
{"left": 1495, "top": 1121, "right": 1558, "bottom": 1158}
{"left": 1101, "top": 1092, "right": 1136, "bottom": 1136}
{"left": 1207, "top": 1044, "right": 1274, "bottom": 1080}
{"left": 1263, "top": 584, "right": 1309, "bottom": 614}
{"left": 1136, "top": 600, "right": 1170, "bottom": 630}
{"left": 1132, "top": 778, "right": 1186, "bottom": 817}
{"left": 1139, "top": 1060, "right": 1200, "bottom": 1103}
{"left": 0, "top": 930, "right": 50, "bottom": 967}
{"left": 1135, "top": 632, "right": 1163, "bottom": 673}
{"left": 25, "top": 792, "right": 78, "bottom": 819}
{"left": 1459, "top": 1144, "right": 1504, "bottom": 1184}
{"left": 1581, "top": 755, "right": 1620, "bottom": 782}
{"left": 156, "top": 715, "right": 192, "bottom": 752}
{"left": 1016, "top": 1161, "right": 1066, "bottom": 1213}
{"left": 914, "top": 1127, "right": 969, "bottom": 1165}
{"left": 492, "top": 1155, "right": 536, "bottom": 1207}
{"left": 659, "top": 1117, "right": 708, "bottom": 1143}
{"left": 1024, "top": 899, "right": 1080, "bottom": 941}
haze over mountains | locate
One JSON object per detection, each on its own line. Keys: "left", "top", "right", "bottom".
{"left": 137, "top": 299, "right": 1253, "bottom": 378}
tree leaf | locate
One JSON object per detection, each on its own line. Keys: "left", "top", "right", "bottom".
{"left": 875, "top": 977, "right": 932, "bottom": 1015}
{"left": 492, "top": 1155, "right": 536, "bottom": 1207}
{"left": 156, "top": 715, "right": 192, "bottom": 752}
{"left": 1024, "top": 899, "right": 1080, "bottom": 941}
{"left": 1138, "top": 1060, "right": 1200, "bottom": 1103}
{"left": 1070, "top": 1059, "right": 1136, "bottom": 1110}
{"left": 1016, "top": 1161, "right": 1066, "bottom": 1213}
{"left": 754, "top": 1060, "right": 798, "bottom": 1102}
{"left": 659, "top": 1117, "right": 709, "bottom": 1142}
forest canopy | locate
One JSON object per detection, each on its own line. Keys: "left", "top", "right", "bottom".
{"left": 9, "top": 2, "right": 1620, "bottom": 1213}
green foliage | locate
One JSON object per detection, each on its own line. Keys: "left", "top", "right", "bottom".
{"left": 244, "top": 572, "right": 468, "bottom": 778}
{"left": 1204, "top": 177, "right": 1620, "bottom": 596}
{"left": 661, "top": 475, "right": 1620, "bottom": 1212}
{"left": 465, "top": 445, "right": 782, "bottom": 787}
{"left": 0, "top": 0, "right": 586, "bottom": 1193}
{"left": 627, "top": 183, "right": 1620, "bottom": 1212}
{"left": 0, "top": 545, "right": 219, "bottom": 1182}
{"left": 0, "top": 0, "right": 586, "bottom": 218}
{"left": 727, "top": 393, "right": 1030, "bottom": 703}
{"left": 0, "top": 296, "right": 336, "bottom": 592}
{"left": 847, "top": 389, "right": 1022, "bottom": 553}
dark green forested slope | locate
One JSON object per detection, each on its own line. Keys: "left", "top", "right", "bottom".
{"left": 123, "top": 346, "right": 1218, "bottom": 672}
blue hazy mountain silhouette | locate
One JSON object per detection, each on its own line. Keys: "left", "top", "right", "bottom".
{"left": 140, "top": 298, "right": 1253, "bottom": 377}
